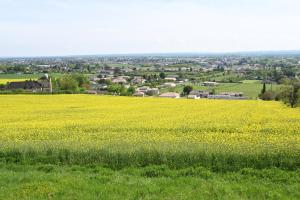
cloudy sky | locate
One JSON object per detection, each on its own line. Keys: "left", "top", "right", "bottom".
{"left": 0, "top": 0, "right": 300, "bottom": 57}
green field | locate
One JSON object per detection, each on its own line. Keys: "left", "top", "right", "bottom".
{"left": 162, "top": 80, "right": 280, "bottom": 98}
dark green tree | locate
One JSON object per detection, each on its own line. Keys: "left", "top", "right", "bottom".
{"left": 183, "top": 85, "right": 193, "bottom": 96}
{"left": 159, "top": 72, "right": 166, "bottom": 79}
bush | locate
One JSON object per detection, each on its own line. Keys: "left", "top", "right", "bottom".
{"left": 259, "top": 91, "right": 276, "bottom": 101}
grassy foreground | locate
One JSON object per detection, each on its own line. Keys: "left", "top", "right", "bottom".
{"left": 1, "top": 164, "right": 300, "bottom": 200}
{"left": 0, "top": 95, "right": 300, "bottom": 198}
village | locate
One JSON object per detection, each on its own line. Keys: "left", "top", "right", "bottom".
{"left": 0, "top": 72, "right": 246, "bottom": 100}
{"left": 88, "top": 74, "right": 247, "bottom": 100}
{"left": 1, "top": 54, "right": 299, "bottom": 100}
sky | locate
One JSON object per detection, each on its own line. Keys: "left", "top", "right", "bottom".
{"left": 0, "top": 0, "right": 300, "bottom": 57}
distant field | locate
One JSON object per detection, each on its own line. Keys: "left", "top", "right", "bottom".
{"left": 214, "top": 82, "right": 280, "bottom": 98}
{"left": 0, "top": 73, "right": 63, "bottom": 80}
{"left": 163, "top": 81, "right": 280, "bottom": 98}
{"left": 0, "top": 79, "right": 30, "bottom": 84}
{"left": 0, "top": 95, "right": 299, "bottom": 199}
{"left": 0, "top": 74, "right": 42, "bottom": 79}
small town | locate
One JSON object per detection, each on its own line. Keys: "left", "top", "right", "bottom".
{"left": 1, "top": 54, "right": 299, "bottom": 101}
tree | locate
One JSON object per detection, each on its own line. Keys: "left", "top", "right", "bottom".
{"left": 70, "top": 74, "right": 90, "bottom": 88}
{"left": 159, "top": 72, "right": 166, "bottom": 79}
{"left": 127, "top": 86, "right": 135, "bottom": 95}
{"left": 183, "top": 85, "right": 193, "bottom": 96}
{"left": 278, "top": 79, "right": 300, "bottom": 108}
{"left": 210, "top": 88, "right": 216, "bottom": 95}
{"left": 261, "top": 82, "right": 266, "bottom": 94}
{"left": 259, "top": 82, "right": 267, "bottom": 99}
{"left": 58, "top": 75, "right": 79, "bottom": 92}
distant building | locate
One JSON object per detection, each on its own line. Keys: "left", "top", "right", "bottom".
{"left": 112, "top": 77, "right": 127, "bottom": 84}
{"left": 38, "top": 74, "right": 52, "bottom": 93}
{"left": 146, "top": 88, "right": 160, "bottom": 96}
{"left": 137, "top": 86, "right": 150, "bottom": 93}
{"left": 136, "top": 87, "right": 160, "bottom": 96}
{"left": 159, "top": 92, "right": 180, "bottom": 99}
{"left": 189, "top": 90, "right": 209, "bottom": 98}
{"left": 132, "top": 77, "right": 146, "bottom": 84}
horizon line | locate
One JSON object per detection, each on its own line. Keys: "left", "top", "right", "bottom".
{"left": 1, "top": 49, "right": 300, "bottom": 59}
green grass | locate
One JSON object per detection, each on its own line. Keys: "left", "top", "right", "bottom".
{"left": 213, "top": 82, "right": 280, "bottom": 98}
{"left": 1, "top": 164, "right": 300, "bottom": 200}
{"left": 162, "top": 81, "right": 281, "bottom": 98}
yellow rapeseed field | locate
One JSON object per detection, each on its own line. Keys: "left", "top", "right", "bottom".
{"left": 0, "top": 95, "right": 300, "bottom": 169}
{"left": 0, "top": 79, "right": 28, "bottom": 84}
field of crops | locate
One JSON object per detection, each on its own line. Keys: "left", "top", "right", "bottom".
{"left": 0, "top": 95, "right": 299, "bottom": 170}
{"left": 0, "top": 79, "right": 29, "bottom": 84}
{"left": 1, "top": 95, "right": 300, "bottom": 199}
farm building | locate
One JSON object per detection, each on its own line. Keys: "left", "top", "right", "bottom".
{"left": 189, "top": 90, "right": 209, "bottom": 98}
{"left": 4, "top": 74, "right": 52, "bottom": 93}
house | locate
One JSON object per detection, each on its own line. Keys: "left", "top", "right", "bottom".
{"left": 137, "top": 86, "right": 150, "bottom": 93}
{"left": 163, "top": 83, "right": 176, "bottom": 88}
{"left": 203, "top": 81, "right": 219, "bottom": 87}
{"left": 132, "top": 77, "right": 146, "bottom": 84}
{"left": 112, "top": 77, "right": 127, "bottom": 84}
{"left": 5, "top": 74, "right": 52, "bottom": 93}
{"left": 159, "top": 92, "right": 180, "bottom": 99}
{"left": 146, "top": 88, "right": 160, "bottom": 96}
{"left": 189, "top": 90, "right": 209, "bottom": 98}
{"left": 6, "top": 80, "right": 42, "bottom": 92}
{"left": 136, "top": 87, "right": 160, "bottom": 96}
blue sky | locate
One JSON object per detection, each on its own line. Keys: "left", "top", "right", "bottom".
{"left": 0, "top": 0, "right": 300, "bottom": 57}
